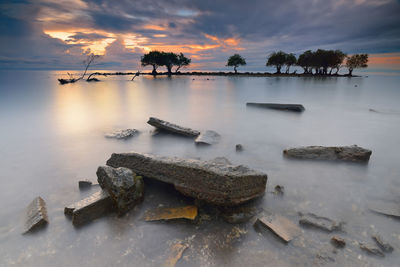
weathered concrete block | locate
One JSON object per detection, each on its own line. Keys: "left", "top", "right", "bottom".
{"left": 147, "top": 117, "right": 200, "bottom": 137}
{"left": 195, "top": 130, "right": 220, "bottom": 145}
{"left": 24, "top": 197, "right": 48, "bottom": 234}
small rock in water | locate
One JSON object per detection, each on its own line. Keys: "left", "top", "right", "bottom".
{"left": 359, "top": 243, "right": 384, "bottom": 257}
{"left": 194, "top": 130, "right": 220, "bottom": 145}
{"left": 299, "top": 212, "right": 342, "bottom": 232}
{"left": 247, "top": 102, "right": 305, "bottom": 112}
{"left": 235, "top": 144, "right": 243, "bottom": 152}
{"left": 23, "top": 197, "right": 48, "bottom": 234}
{"left": 372, "top": 234, "right": 394, "bottom": 253}
{"left": 78, "top": 180, "right": 92, "bottom": 189}
{"left": 147, "top": 117, "right": 200, "bottom": 137}
{"left": 97, "top": 166, "right": 144, "bottom": 215}
{"left": 273, "top": 185, "right": 284, "bottom": 195}
{"left": 143, "top": 206, "right": 198, "bottom": 221}
{"left": 105, "top": 129, "right": 139, "bottom": 139}
{"left": 331, "top": 236, "right": 346, "bottom": 248}
{"left": 256, "top": 214, "right": 301, "bottom": 243}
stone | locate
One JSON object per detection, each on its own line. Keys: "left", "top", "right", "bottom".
{"left": 235, "top": 144, "right": 243, "bottom": 152}
{"left": 195, "top": 130, "right": 220, "bottom": 145}
{"left": 96, "top": 166, "right": 144, "bottom": 214}
{"left": 78, "top": 180, "right": 92, "bottom": 189}
{"left": 359, "top": 243, "right": 384, "bottom": 257}
{"left": 247, "top": 102, "right": 305, "bottom": 112}
{"left": 299, "top": 212, "right": 342, "bottom": 232}
{"left": 273, "top": 185, "right": 284, "bottom": 195}
{"left": 221, "top": 205, "right": 260, "bottom": 224}
{"left": 23, "top": 197, "right": 48, "bottom": 234}
{"left": 368, "top": 201, "right": 400, "bottom": 218}
{"left": 64, "top": 190, "right": 114, "bottom": 226}
{"left": 105, "top": 129, "right": 139, "bottom": 139}
{"left": 256, "top": 214, "right": 301, "bottom": 242}
{"left": 147, "top": 117, "right": 200, "bottom": 137}
{"left": 207, "top": 157, "right": 231, "bottom": 165}
{"left": 283, "top": 145, "right": 372, "bottom": 162}
{"left": 164, "top": 242, "right": 188, "bottom": 267}
{"left": 372, "top": 234, "right": 394, "bottom": 253}
{"left": 331, "top": 236, "right": 346, "bottom": 248}
{"left": 143, "top": 206, "right": 198, "bottom": 221}
{"left": 106, "top": 152, "right": 268, "bottom": 206}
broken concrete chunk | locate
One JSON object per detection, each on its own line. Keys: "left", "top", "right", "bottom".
{"left": 283, "top": 145, "right": 372, "bottom": 162}
{"left": 164, "top": 242, "right": 188, "bottom": 267}
{"left": 331, "top": 236, "right": 346, "bottom": 248}
{"left": 372, "top": 234, "right": 394, "bottom": 253}
{"left": 195, "top": 130, "right": 220, "bottom": 145}
{"left": 106, "top": 152, "right": 268, "bottom": 206}
{"left": 65, "top": 190, "right": 114, "bottom": 226}
{"left": 299, "top": 212, "right": 342, "bottom": 232}
{"left": 78, "top": 180, "right": 92, "bottom": 189}
{"left": 105, "top": 129, "right": 139, "bottom": 139}
{"left": 147, "top": 117, "right": 200, "bottom": 137}
{"left": 24, "top": 197, "right": 48, "bottom": 234}
{"left": 144, "top": 206, "right": 198, "bottom": 221}
{"left": 359, "top": 243, "right": 385, "bottom": 257}
{"left": 368, "top": 201, "right": 400, "bottom": 218}
{"left": 247, "top": 102, "right": 305, "bottom": 112}
{"left": 256, "top": 214, "right": 301, "bottom": 242}
{"left": 96, "top": 166, "right": 144, "bottom": 215}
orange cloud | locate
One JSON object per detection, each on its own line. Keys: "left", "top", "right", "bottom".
{"left": 369, "top": 53, "right": 400, "bottom": 66}
{"left": 204, "top": 34, "right": 243, "bottom": 50}
{"left": 143, "top": 24, "right": 167, "bottom": 31}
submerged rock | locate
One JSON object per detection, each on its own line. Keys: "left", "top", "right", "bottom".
{"left": 372, "top": 234, "right": 394, "bottom": 253}
{"left": 256, "top": 214, "right": 301, "bottom": 243}
{"left": 235, "top": 144, "right": 243, "bottom": 152}
{"left": 78, "top": 180, "right": 93, "bottom": 189}
{"left": 23, "top": 197, "right": 48, "bottom": 234}
{"left": 299, "top": 212, "right": 342, "bottom": 232}
{"left": 273, "top": 185, "right": 284, "bottom": 195}
{"left": 283, "top": 145, "right": 372, "bottom": 162}
{"left": 65, "top": 190, "right": 114, "bottom": 226}
{"left": 143, "top": 206, "right": 198, "bottom": 221}
{"left": 359, "top": 243, "right": 384, "bottom": 257}
{"left": 147, "top": 117, "right": 200, "bottom": 137}
{"left": 247, "top": 102, "right": 305, "bottom": 112}
{"left": 105, "top": 129, "right": 139, "bottom": 139}
{"left": 331, "top": 236, "right": 346, "bottom": 248}
{"left": 106, "top": 152, "right": 268, "bottom": 206}
{"left": 96, "top": 166, "right": 144, "bottom": 214}
{"left": 368, "top": 201, "right": 400, "bottom": 218}
{"left": 195, "top": 130, "right": 220, "bottom": 145}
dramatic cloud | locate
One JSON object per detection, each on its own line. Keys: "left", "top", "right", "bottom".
{"left": 0, "top": 0, "right": 399, "bottom": 70}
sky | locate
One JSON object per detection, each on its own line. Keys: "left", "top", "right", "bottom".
{"left": 0, "top": 0, "right": 400, "bottom": 71}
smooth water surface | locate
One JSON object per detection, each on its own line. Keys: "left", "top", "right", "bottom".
{"left": 0, "top": 70, "right": 400, "bottom": 266}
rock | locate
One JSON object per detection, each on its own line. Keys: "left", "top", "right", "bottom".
{"left": 331, "top": 236, "right": 346, "bottom": 248}
{"left": 96, "top": 166, "right": 144, "bottom": 214}
{"left": 207, "top": 157, "right": 231, "bottom": 165}
{"left": 195, "top": 130, "right": 220, "bottom": 145}
{"left": 273, "top": 185, "right": 284, "bottom": 195}
{"left": 359, "top": 243, "right": 384, "bottom": 257}
{"left": 247, "top": 102, "right": 305, "bottom": 112}
{"left": 256, "top": 214, "right": 301, "bottom": 243}
{"left": 283, "top": 145, "right": 372, "bottom": 162}
{"left": 143, "top": 206, "right": 198, "bottom": 221}
{"left": 105, "top": 129, "right": 139, "bottom": 139}
{"left": 368, "top": 201, "right": 400, "bottom": 218}
{"left": 147, "top": 117, "right": 200, "bottom": 137}
{"left": 235, "top": 144, "right": 243, "bottom": 152}
{"left": 106, "top": 152, "right": 268, "bottom": 206}
{"left": 78, "top": 180, "right": 92, "bottom": 189}
{"left": 372, "top": 234, "right": 394, "bottom": 253}
{"left": 221, "top": 205, "right": 260, "bottom": 224}
{"left": 299, "top": 212, "right": 342, "bottom": 232}
{"left": 164, "top": 242, "right": 188, "bottom": 267}
{"left": 23, "top": 197, "right": 48, "bottom": 234}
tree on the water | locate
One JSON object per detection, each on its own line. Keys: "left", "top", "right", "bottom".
{"left": 226, "top": 54, "right": 246, "bottom": 73}
{"left": 160, "top": 52, "right": 178, "bottom": 75}
{"left": 285, "top": 53, "right": 297, "bottom": 74}
{"left": 297, "top": 50, "right": 314, "bottom": 74}
{"left": 141, "top": 51, "right": 163, "bottom": 74}
{"left": 346, "top": 54, "right": 368, "bottom": 76}
{"left": 266, "top": 51, "right": 287, "bottom": 74}
{"left": 175, "top": 53, "right": 191, "bottom": 72}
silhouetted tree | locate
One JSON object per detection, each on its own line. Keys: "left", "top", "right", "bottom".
{"left": 226, "top": 54, "right": 246, "bottom": 73}
{"left": 141, "top": 51, "right": 163, "bottom": 75}
{"left": 160, "top": 52, "right": 178, "bottom": 75}
{"left": 58, "top": 53, "right": 101, "bottom": 84}
{"left": 297, "top": 50, "right": 314, "bottom": 74}
{"left": 175, "top": 53, "right": 191, "bottom": 73}
{"left": 329, "top": 50, "right": 346, "bottom": 75}
{"left": 285, "top": 53, "right": 297, "bottom": 74}
{"left": 346, "top": 54, "right": 368, "bottom": 76}
{"left": 266, "top": 51, "right": 287, "bottom": 74}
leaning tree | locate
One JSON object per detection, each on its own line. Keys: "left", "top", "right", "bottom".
{"left": 175, "top": 53, "right": 191, "bottom": 73}
{"left": 141, "top": 51, "right": 163, "bottom": 75}
{"left": 266, "top": 51, "right": 287, "bottom": 74}
{"left": 346, "top": 54, "right": 368, "bottom": 76}
{"left": 285, "top": 53, "right": 297, "bottom": 74}
{"left": 226, "top": 54, "right": 246, "bottom": 73}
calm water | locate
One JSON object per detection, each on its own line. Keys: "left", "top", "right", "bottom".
{"left": 0, "top": 70, "right": 400, "bottom": 266}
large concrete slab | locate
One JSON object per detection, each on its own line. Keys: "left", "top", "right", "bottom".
{"left": 147, "top": 117, "right": 200, "bottom": 137}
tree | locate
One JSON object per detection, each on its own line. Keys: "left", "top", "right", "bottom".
{"left": 175, "top": 53, "right": 191, "bottom": 73}
{"left": 58, "top": 53, "right": 101, "bottom": 84}
{"left": 297, "top": 50, "right": 314, "bottom": 74}
{"left": 226, "top": 54, "right": 246, "bottom": 73}
{"left": 329, "top": 50, "right": 346, "bottom": 75}
{"left": 285, "top": 53, "right": 297, "bottom": 74}
{"left": 141, "top": 51, "right": 163, "bottom": 75}
{"left": 266, "top": 51, "right": 287, "bottom": 74}
{"left": 160, "top": 52, "right": 178, "bottom": 75}
{"left": 346, "top": 54, "right": 368, "bottom": 76}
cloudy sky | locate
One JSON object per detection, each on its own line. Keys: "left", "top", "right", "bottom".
{"left": 1, "top": 0, "right": 400, "bottom": 71}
